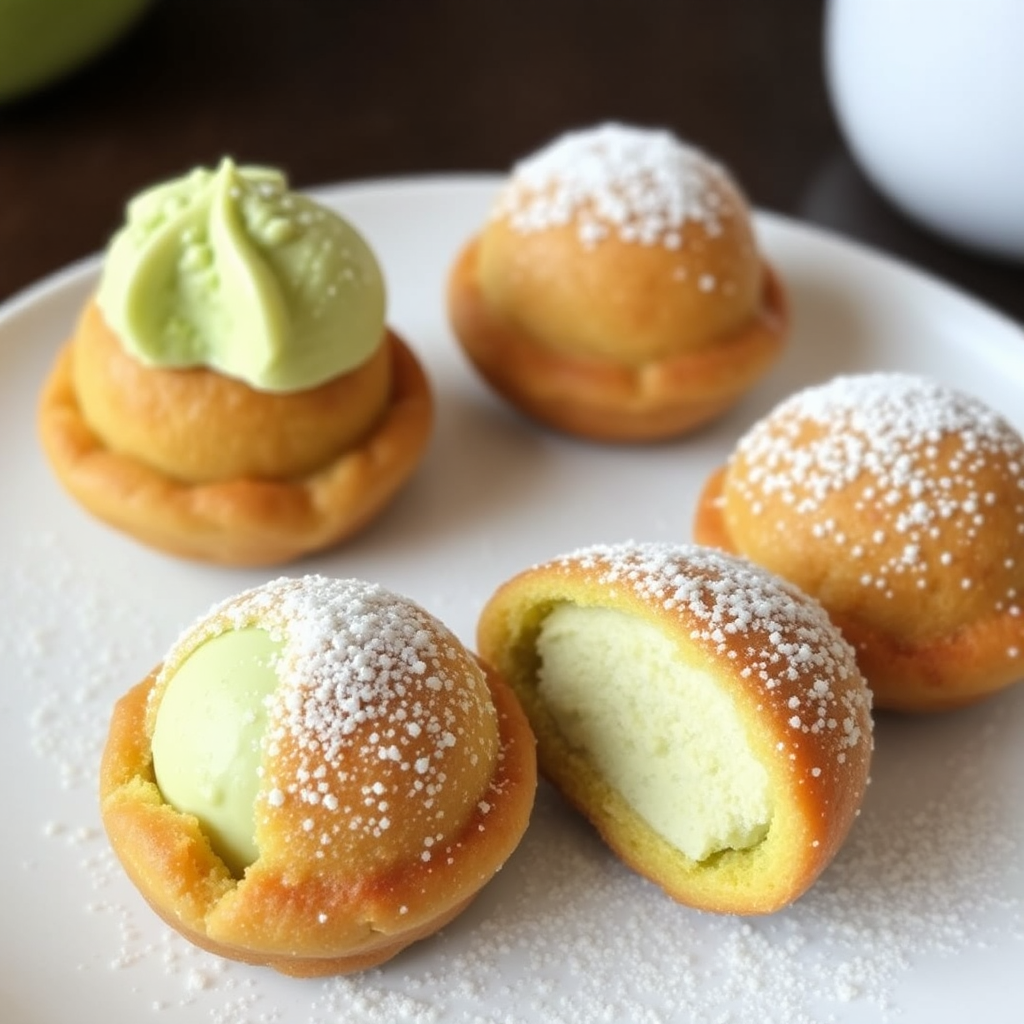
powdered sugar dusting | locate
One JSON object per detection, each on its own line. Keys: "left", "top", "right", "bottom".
{"left": 153, "top": 575, "right": 498, "bottom": 853}
{"left": 492, "top": 122, "right": 733, "bottom": 249}
{"left": 309, "top": 726, "right": 1022, "bottom": 1023}
{"left": 555, "top": 540, "right": 872, "bottom": 761}
{"left": 8, "top": 527, "right": 1023, "bottom": 1023}
{"left": 731, "top": 372, "right": 1024, "bottom": 615}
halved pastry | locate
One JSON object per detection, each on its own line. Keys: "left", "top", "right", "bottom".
{"left": 475, "top": 540, "right": 872, "bottom": 914}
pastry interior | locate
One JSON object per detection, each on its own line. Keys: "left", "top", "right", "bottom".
{"left": 476, "top": 541, "right": 873, "bottom": 915}
{"left": 447, "top": 122, "right": 788, "bottom": 442}
{"left": 695, "top": 371, "right": 1024, "bottom": 712}
{"left": 99, "top": 575, "right": 537, "bottom": 977}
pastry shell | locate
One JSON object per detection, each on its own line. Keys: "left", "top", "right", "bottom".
{"left": 475, "top": 542, "right": 873, "bottom": 915}
{"left": 694, "top": 373, "right": 1024, "bottom": 712}
{"left": 100, "top": 656, "right": 536, "bottom": 977}
{"left": 447, "top": 238, "right": 787, "bottom": 442}
{"left": 38, "top": 302, "right": 433, "bottom": 566}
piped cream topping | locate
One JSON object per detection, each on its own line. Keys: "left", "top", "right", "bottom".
{"left": 96, "top": 158, "right": 386, "bottom": 392}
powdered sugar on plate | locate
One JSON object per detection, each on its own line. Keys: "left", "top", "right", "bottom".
{"left": 5, "top": 179, "right": 1024, "bottom": 1024}
{"left": 8, "top": 528, "right": 1022, "bottom": 1024}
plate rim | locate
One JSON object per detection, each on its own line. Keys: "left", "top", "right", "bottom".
{"left": 2, "top": 172, "right": 1022, "bottom": 350}
{"left": 4, "top": 170, "right": 1024, "bottom": 1024}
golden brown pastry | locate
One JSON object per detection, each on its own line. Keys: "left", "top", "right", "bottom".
{"left": 99, "top": 574, "right": 537, "bottom": 977}
{"left": 695, "top": 371, "right": 1024, "bottom": 712}
{"left": 447, "top": 122, "right": 788, "bottom": 442}
{"left": 39, "top": 305, "right": 432, "bottom": 567}
{"left": 476, "top": 540, "right": 873, "bottom": 915}
{"left": 38, "top": 160, "right": 433, "bottom": 566}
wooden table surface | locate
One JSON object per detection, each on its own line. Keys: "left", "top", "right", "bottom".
{"left": 0, "top": 0, "right": 1020, "bottom": 325}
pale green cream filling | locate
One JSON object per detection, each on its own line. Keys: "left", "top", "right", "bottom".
{"left": 536, "top": 604, "right": 771, "bottom": 862}
{"left": 96, "top": 157, "right": 386, "bottom": 392}
{"left": 151, "top": 627, "right": 282, "bottom": 876}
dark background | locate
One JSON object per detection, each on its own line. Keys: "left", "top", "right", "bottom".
{"left": 0, "top": 0, "right": 1020, "bottom": 322}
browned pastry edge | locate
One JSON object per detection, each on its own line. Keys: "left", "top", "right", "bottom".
{"left": 99, "top": 657, "right": 537, "bottom": 977}
{"left": 475, "top": 548, "right": 872, "bottom": 915}
{"left": 37, "top": 331, "right": 434, "bottom": 566}
{"left": 446, "top": 236, "right": 788, "bottom": 443}
{"left": 695, "top": 466, "right": 1024, "bottom": 712}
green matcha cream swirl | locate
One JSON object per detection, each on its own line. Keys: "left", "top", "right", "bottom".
{"left": 96, "top": 158, "right": 387, "bottom": 392}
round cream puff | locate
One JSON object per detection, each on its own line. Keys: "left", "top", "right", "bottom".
{"left": 695, "top": 371, "right": 1024, "bottom": 712}
{"left": 447, "top": 123, "right": 788, "bottom": 442}
{"left": 38, "top": 159, "right": 433, "bottom": 566}
{"left": 99, "top": 574, "right": 537, "bottom": 976}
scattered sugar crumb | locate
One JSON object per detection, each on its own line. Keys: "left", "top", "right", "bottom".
{"left": 7, "top": 528, "right": 1024, "bottom": 1023}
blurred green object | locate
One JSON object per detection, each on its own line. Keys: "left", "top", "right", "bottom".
{"left": 0, "top": 0, "right": 151, "bottom": 103}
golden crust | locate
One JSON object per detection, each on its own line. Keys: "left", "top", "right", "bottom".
{"left": 447, "top": 237, "right": 787, "bottom": 442}
{"left": 693, "top": 373, "right": 1024, "bottom": 712}
{"left": 99, "top": 657, "right": 537, "bottom": 977}
{"left": 476, "top": 168, "right": 766, "bottom": 365}
{"left": 37, "top": 319, "right": 434, "bottom": 567}
{"left": 696, "top": 465, "right": 1024, "bottom": 713}
{"left": 475, "top": 543, "right": 872, "bottom": 915}
{"left": 69, "top": 300, "right": 394, "bottom": 484}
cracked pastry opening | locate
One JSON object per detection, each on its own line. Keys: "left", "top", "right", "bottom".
{"left": 150, "top": 626, "right": 283, "bottom": 878}
{"left": 100, "top": 575, "right": 537, "bottom": 976}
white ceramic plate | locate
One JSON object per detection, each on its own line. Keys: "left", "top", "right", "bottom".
{"left": 2, "top": 177, "right": 1022, "bottom": 1024}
